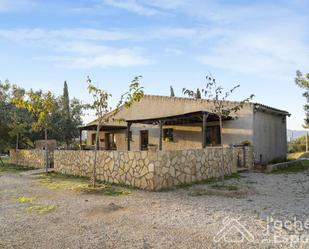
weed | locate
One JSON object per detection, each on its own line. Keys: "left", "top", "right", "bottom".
{"left": 17, "top": 196, "right": 36, "bottom": 204}
{"left": 26, "top": 205, "right": 56, "bottom": 214}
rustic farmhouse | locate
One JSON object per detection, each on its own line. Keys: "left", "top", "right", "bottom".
{"left": 82, "top": 95, "right": 290, "bottom": 165}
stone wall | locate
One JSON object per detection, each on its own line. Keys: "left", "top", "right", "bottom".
{"left": 54, "top": 147, "right": 238, "bottom": 191}
{"left": 54, "top": 150, "right": 156, "bottom": 189}
{"left": 10, "top": 149, "right": 50, "bottom": 168}
{"left": 153, "top": 147, "right": 235, "bottom": 190}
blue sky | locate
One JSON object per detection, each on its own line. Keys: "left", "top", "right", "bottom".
{"left": 0, "top": 0, "right": 308, "bottom": 129}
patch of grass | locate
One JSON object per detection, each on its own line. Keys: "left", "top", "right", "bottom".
{"left": 0, "top": 162, "right": 35, "bottom": 174}
{"left": 35, "top": 172, "right": 131, "bottom": 196}
{"left": 288, "top": 152, "right": 309, "bottom": 161}
{"left": 189, "top": 183, "right": 251, "bottom": 198}
{"left": 81, "top": 186, "right": 130, "bottom": 196}
{"left": 159, "top": 173, "right": 242, "bottom": 191}
{"left": 17, "top": 196, "right": 36, "bottom": 204}
{"left": 271, "top": 160, "right": 309, "bottom": 174}
{"left": 16, "top": 196, "right": 56, "bottom": 214}
{"left": 1, "top": 156, "right": 9, "bottom": 164}
{"left": 211, "top": 184, "right": 239, "bottom": 191}
{"left": 26, "top": 205, "right": 56, "bottom": 214}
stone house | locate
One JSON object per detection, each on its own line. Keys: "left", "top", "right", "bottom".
{"left": 81, "top": 95, "right": 290, "bottom": 165}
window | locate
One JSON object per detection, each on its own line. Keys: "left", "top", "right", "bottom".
{"left": 206, "top": 126, "right": 221, "bottom": 146}
{"left": 91, "top": 133, "right": 96, "bottom": 145}
{"left": 163, "top": 128, "right": 174, "bottom": 142}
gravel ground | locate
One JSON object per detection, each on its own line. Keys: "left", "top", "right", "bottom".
{"left": 1, "top": 169, "right": 309, "bottom": 249}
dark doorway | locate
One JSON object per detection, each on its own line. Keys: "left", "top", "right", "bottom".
{"left": 140, "top": 130, "right": 149, "bottom": 151}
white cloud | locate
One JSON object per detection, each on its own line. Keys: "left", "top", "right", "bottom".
{"left": 103, "top": 0, "right": 162, "bottom": 16}
{"left": 0, "top": 28, "right": 131, "bottom": 42}
{"left": 0, "top": 0, "right": 35, "bottom": 12}
{"left": 34, "top": 43, "right": 151, "bottom": 68}
{"left": 196, "top": 23, "right": 309, "bottom": 80}
{"left": 0, "top": 28, "right": 152, "bottom": 68}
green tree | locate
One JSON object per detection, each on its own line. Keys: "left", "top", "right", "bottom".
{"left": 13, "top": 89, "right": 56, "bottom": 171}
{"left": 8, "top": 112, "right": 27, "bottom": 150}
{"left": 183, "top": 75, "right": 254, "bottom": 180}
{"left": 87, "top": 76, "right": 144, "bottom": 186}
{"left": 295, "top": 70, "right": 309, "bottom": 128}
{"left": 62, "top": 81, "right": 71, "bottom": 147}
{"left": 0, "top": 80, "right": 12, "bottom": 153}
{"left": 196, "top": 88, "right": 201, "bottom": 99}
{"left": 170, "top": 86, "right": 175, "bottom": 97}
{"left": 9, "top": 85, "right": 29, "bottom": 150}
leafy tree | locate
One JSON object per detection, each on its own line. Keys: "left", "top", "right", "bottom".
{"left": 8, "top": 112, "right": 27, "bottom": 150}
{"left": 170, "top": 86, "right": 175, "bottom": 97}
{"left": 9, "top": 85, "right": 29, "bottom": 150}
{"left": 0, "top": 80, "right": 12, "bottom": 153}
{"left": 183, "top": 75, "right": 254, "bottom": 180}
{"left": 295, "top": 70, "right": 309, "bottom": 128}
{"left": 13, "top": 89, "right": 56, "bottom": 171}
{"left": 117, "top": 76, "right": 144, "bottom": 109}
{"left": 87, "top": 76, "right": 144, "bottom": 186}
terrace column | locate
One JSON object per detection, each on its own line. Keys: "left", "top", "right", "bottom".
{"left": 159, "top": 120, "right": 163, "bottom": 151}
{"left": 202, "top": 113, "right": 208, "bottom": 148}
{"left": 79, "top": 129, "right": 82, "bottom": 150}
{"left": 127, "top": 122, "right": 132, "bottom": 151}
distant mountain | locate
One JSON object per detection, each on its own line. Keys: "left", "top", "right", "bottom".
{"left": 287, "top": 130, "right": 307, "bottom": 141}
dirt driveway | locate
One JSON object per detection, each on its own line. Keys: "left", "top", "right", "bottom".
{"left": 0, "top": 167, "right": 309, "bottom": 249}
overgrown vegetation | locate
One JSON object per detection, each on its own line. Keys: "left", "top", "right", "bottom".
{"left": 35, "top": 172, "right": 131, "bottom": 196}
{"left": 288, "top": 135, "right": 308, "bottom": 153}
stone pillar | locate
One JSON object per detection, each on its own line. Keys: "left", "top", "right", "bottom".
{"left": 202, "top": 113, "right": 208, "bottom": 148}
{"left": 127, "top": 122, "right": 131, "bottom": 151}
{"left": 159, "top": 121, "right": 163, "bottom": 151}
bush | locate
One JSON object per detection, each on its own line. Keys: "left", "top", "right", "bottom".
{"left": 241, "top": 140, "right": 251, "bottom": 146}
{"left": 288, "top": 135, "right": 307, "bottom": 153}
